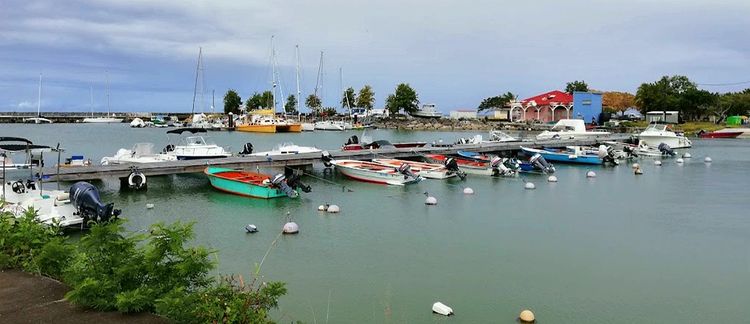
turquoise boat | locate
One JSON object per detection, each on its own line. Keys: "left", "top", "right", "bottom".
{"left": 204, "top": 166, "right": 302, "bottom": 199}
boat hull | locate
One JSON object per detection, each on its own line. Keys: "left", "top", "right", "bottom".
{"left": 521, "top": 146, "right": 603, "bottom": 165}
{"left": 699, "top": 131, "right": 743, "bottom": 139}
{"left": 333, "top": 160, "right": 421, "bottom": 185}
{"left": 205, "top": 167, "right": 289, "bottom": 199}
{"left": 638, "top": 135, "right": 692, "bottom": 149}
{"left": 236, "top": 124, "right": 302, "bottom": 133}
{"left": 371, "top": 159, "right": 455, "bottom": 179}
{"left": 82, "top": 118, "right": 123, "bottom": 123}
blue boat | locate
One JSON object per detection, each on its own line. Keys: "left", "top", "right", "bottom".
{"left": 520, "top": 146, "right": 603, "bottom": 165}
{"left": 456, "top": 150, "right": 492, "bottom": 162}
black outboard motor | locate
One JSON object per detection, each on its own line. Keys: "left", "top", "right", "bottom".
{"left": 163, "top": 144, "right": 175, "bottom": 153}
{"left": 398, "top": 163, "right": 418, "bottom": 179}
{"left": 345, "top": 135, "right": 359, "bottom": 145}
{"left": 284, "top": 168, "right": 312, "bottom": 193}
{"left": 530, "top": 153, "right": 555, "bottom": 174}
{"left": 658, "top": 143, "right": 675, "bottom": 156}
{"left": 601, "top": 146, "right": 619, "bottom": 165}
{"left": 321, "top": 151, "right": 333, "bottom": 168}
{"left": 69, "top": 182, "right": 121, "bottom": 223}
{"left": 239, "top": 143, "right": 253, "bottom": 155}
{"left": 271, "top": 174, "right": 298, "bottom": 198}
{"left": 443, "top": 157, "right": 466, "bottom": 180}
{"left": 622, "top": 145, "right": 637, "bottom": 158}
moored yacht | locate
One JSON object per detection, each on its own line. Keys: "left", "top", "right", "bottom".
{"left": 536, "top": 119, "right": 609, "bottom": 140}
{"left": 638, "top": 122, "right": 692, "bottom": 149}
{"left": 163, "top": 128, "right": 232, "bottom": 160}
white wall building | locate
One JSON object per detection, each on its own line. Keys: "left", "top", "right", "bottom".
{"left": 449, "top": 109, "right": 477, "bottom": 119}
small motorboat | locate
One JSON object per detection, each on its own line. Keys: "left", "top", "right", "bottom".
{"left": 245, "top": 143, "right": 322, "bottom": 157}
{"left": 425, "top": 154, "right": 517, "bottom": 177}
{"left": 456, "top": 150, "right": 493, "bottom": 162}
{"left": 521, "top": 146, "right": 613, "bottom": 165}
{"left": 314, "top": 120, "right": 344, "bottom": 131}
{"left": 371, "top": 158, "right": 457, "bottom": 179}
{"left": 638, "top": 122, "right": 692, "bottom": 148}
{"left": 331, "top": 159, "right": 422, "bottom": 185}
{"left": 101, "top": 143, "right": 177, "bottom": 165}
{"left": 164, "top": 128, "right": 232, "bottom": 160}
{"left": 341, "top": 135, "right": 427, "bottom": 151}
{"left": 205, "top": 166, "right": 311, "bottom": 199}
{"left": 697, "top": 130, "right": 743, "bottom": 139}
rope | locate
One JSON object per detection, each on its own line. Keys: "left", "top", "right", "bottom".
{"left": 302, "top": 170, "right": 354, "bottom": 192}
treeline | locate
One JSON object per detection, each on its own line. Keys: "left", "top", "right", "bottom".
{"left": 0, "top": 211, "right": 285, "bottom": 324}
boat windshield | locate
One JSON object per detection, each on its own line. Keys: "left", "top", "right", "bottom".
{"left": 183, "top": 136, "right": 209, "bottom": 146}
{"left": 645, "top": 123, "right": 668, "bottom": 132}
{"left": 132, "top": 143, "right": 156, "bottom": 155}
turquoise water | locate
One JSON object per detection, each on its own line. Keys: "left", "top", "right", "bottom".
{"left": 2, "top": 124, "right": 749, "bottom": 323}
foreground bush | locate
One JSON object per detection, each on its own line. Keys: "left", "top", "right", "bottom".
{"left": 0, "top": 210, "right": 74, "bottom": 279}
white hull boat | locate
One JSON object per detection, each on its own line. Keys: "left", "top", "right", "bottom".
{"left": 164, "top": 128, "right": 231, "bottom": 160}
{"left": 301, "top": 123, "right": 315, "bottom": 131}
{"left": 314, "top": 121, "right": 344, "bottom": 131}
{"left": 638, "top": 123, "right": 692, "bottom": 149}
{"left": 130, "top": 118, "right": 146, "bottom": 127}
{"left": 537, "top": 119, "right": 609, "bottom": 140}
{"left": 411, "top": 103, "right": 442, "bottom": 118}
{"left": 332, "top": 159, "right": 422, "bottom": 185}
{"left": 371, "top": 158, "right": 456, "bottom": 179}
{"left": 23, "top": 117, "right": 53, "bottom": 124}
{"left": 82, "top": 117, "right": 123, "bottom": 123}
{"left": 101, "top": 143, "right": 177, "bottom": 165}
{"left": 248, "top": 143, "right": 321, "bottom": 157}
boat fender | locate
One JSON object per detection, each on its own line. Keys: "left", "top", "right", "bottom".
{"left": 245, "top": 224, "right": 258, "bottom": 233}
{"left": 128, "top": 170, "right": 147, "bottom": 190}
{"left": 432, "top": 302, "right": 453, "bottom": 316}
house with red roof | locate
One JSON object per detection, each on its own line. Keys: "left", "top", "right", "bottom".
{"left": 510, "top": 90, "right": 574, "bottom": 123}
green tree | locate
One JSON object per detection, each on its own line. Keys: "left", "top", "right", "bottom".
{"left": 477, "top": 92, "right": 516, "bottom": 112}
{"left": 565, "top": 80, "right": 590, "bottom": 94}
{"left": 341, "top": 87, "right": 357, "bottom": 109}
{"left": 636, "top": 75, "right": 697, "bottom": 114}
{"left": 320, "top": 107, "right": 338, "bottom": 117}
{"left": 713, "top": 89, "right": 750, "bottom": 121}
{"left": 284, "top": 95, "right": 297, "bottom": 114}
{"left": 223, "top": 89, "right": 242, "bottom": 114}
{"left": 305, "top": 94, "right": 322, "bottom": 111}
{"left": 385, "top": 83, "right": 419, "bottom": 115}
{"left": 245, "top": 91, "right": 274, "bottom": 110}
{"left": 356, "top": 85, "right": 375, "bottom": 111}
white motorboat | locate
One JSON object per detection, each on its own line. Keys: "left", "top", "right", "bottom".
{"left": 130, "top": 118, "right": 146, "bottom": 128}
{"left": 301, "top": 123, "right": 315, "bottom": 131}
{"left": 488, "top": 129, "right": 520, "bottom": 142}
{"left": 164, "top": 128, "right": 231, "bottom": 160}
{"left": 248, "top": 143, "right": 321, "bottom": 157}
{"left": 371, "top": 158, "right": 457, "bottom": 179}
{"left": 638, "top": 122, "right": 692, "bottom": 149}
{"left": 411, "top": 103, "right": 442, "bottom": 118}
{"left": 331, "top": 159, "right": 422, "bottom": 185}
{"left": 536, "top": 119, "right": 609, "bottom": 140}
{"left": 100, "top": 143, "right": 178, "bottom": 165}
{"left": 314, "top": 120, "right": 344, "bottom": 131}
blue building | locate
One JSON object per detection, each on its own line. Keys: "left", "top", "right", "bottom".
{"left": 572, "top": 92, "right": 603, "bottom": 124}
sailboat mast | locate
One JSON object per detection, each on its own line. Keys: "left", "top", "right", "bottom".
{"left": 211, "top": 89, "right": 215, "bottom": 113}
{"left": 191, "top": 47, "right": 202, "bottom": 115}
{"left": 341, "top": 67, "right": 352, "bottom": 117}
{"left": 295, "top": 45, "right": 300, "bottom": 115}
{"left": 90, "top": 86, "right": 94, "bottom": 117}
{"left": 106, "top": 72, "right": 111, "bottom": 116}
{"left": 37, "top": 73, "right": 42, "bottom": 117}
{"left": 270, "top": 36, "right": 276, "bottom": 113}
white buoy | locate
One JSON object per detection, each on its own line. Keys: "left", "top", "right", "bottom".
{"left": 145, "top": 203, "right": 154, "bottom": 209}
{"left": 704, "top": 157, "right": 712, "bottom": 163}
{"left": 282, "top": 222, "right": 299, "bottom": 234}
{"left": 524, "top": 182, "right": 535, "bottom": 190}
{"left": 631, "top": 163, "right": 640, "bottom": 169}
{"left": 425, "top": 196, "right": 438, "bottom": 205}
{"left": 654, "top": 160, "right": 662, "bottom": 166}
{"left": 547, "top": 175, "right": 558, "bottom": 182}
{"left": 683, "top": 152, "right": 692, "bottom": 158}
{"left": 317, "top": 205, "right": 326, "bottom": 211}
{"left": 327, "top": 204, "right": 340, "bottom": 213}
{"left": 432, "top": 302, "right": 453, "bottom": 316}
{"left": 245, "top": 224, "right": 258, "bottom": 233}
{"left": 634, "top": 167, "right": 643, "bottom": 175}
{"left": 463, "top": 187, "right": 474, "bottom": 195}
{"left": 676, "top": 158, "right": 684, "bottom": 164}
{"left": 519, "top": 309, "right": 535, "bottom": 323}
{"left": 586, "top": 170, "right": 596, "bottom": 178}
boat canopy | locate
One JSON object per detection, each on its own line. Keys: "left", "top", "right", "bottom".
{"left": 167, "top": 127, "right": 208, "bottom": 134}
{"left": 0, "top": 137, "right": 51, "bottom": 152}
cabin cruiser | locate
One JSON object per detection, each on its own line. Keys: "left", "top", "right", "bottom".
{"left": 314, "top": 120, "right": 344, "bottom": 131}
{"left": 410, "top": 103, "right": 442, "bottom": 118}
{"left": 163, "top": 128, "right": 232, "bottom": 160}
{"left": 240, "top": 143, "right": 322, "bottom": 157}
{"left": 101, "top": 143, "right": 178, "bottom": 165}
{"left": 638, "top": 122, "right": 692, "bottom": 149}
{"left": 536, "top": 119, "right": 610, "bottom": 140}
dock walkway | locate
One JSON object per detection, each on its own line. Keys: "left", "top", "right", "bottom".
{"left": 43, "top": 136, "right": 629, "bottom": 182}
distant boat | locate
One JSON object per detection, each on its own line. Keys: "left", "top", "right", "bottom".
{"left": 314, "top": 120, "right": 344, "bottom": 131}
{"left": 82, "top": 73, "right": 123, "bottom": 123}
{"left": 23, "top": 74, "right": 53, "bottom": 124}
{"left": 697, "top": 130, "right": 743, "bottom": 139}
{"left": 410, "top": 103, "right": 442, "bottom": 118}
{"left": 205, "top": 166, "right": 310, "bottom": 199}
{"left": 536, "top": 119, "right": 609, "bottom": 140}
{"left": 247, "top": 143, "right": 321, "bottom": 157}
{"left": 331, "top": 159, "right": 422, "bottom": 185}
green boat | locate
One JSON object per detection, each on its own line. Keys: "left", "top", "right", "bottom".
{"left": 204, "top": 166, "right": 303, "bottom": 199}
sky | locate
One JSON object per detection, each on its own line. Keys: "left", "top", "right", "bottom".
{"left": 1, "top": 0, "right": 749, "bottom": 113}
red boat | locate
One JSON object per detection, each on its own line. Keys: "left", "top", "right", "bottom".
{"left": 697, "top": 130, "right": 743, "bottom": 139}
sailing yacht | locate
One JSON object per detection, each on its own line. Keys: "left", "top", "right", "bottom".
{"left": 23, "top": 74, "right": 53, "bottom": 124}
{"left": 82, "top": 75, "right": 123, "bottom": 123}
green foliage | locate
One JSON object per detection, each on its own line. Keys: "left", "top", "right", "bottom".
{"left": 477, "top": 92, "right": 516, "bottom": 112}
{"left": 0, "top": 210, "right": 72, "bottom": 278}
{"left": 715, "top": 90, "right": 750, "bottom": 120}
{"left": 284, "top": 95, "right": 298, "bottom": 114}
{"left": 565, "top": 80, "right": 590, "bottom": 93}
{"left": 246, "top": 91, "right": 274, "bottom": 110}
{"left": 320, "top": 107, "right": 338, "bottom": 117}
{"left": 223, "top": 89, "right": 242, "bottom": 114}
{"left": 341, "top": 87, "right": 357, "bottom": 109}
{"left": 386, "top": 83, "right": 419, "bottom": 115}
{"left": 356, "top": 85, "right": 375, "bottom": 110}
{"left": 305, "top": 94, "right": 322, "bottom": 111}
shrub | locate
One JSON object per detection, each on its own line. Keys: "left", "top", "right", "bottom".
{"left": 0, "top": 209, "right": 73, "bottom": 278}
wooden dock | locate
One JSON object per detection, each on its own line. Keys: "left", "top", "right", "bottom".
{"left": 43, "top": 135, "right": 629, "bottom": 182}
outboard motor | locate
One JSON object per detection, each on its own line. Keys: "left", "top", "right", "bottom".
{"left": 239, "top": 143, "right": 254, "bottom": 155}
{"left": 599, "top": 145, "right": 619, "bottom": 165}
{"left": 321, "top": 151, "right": 333, "bottom": 168}
{"left": 530, "top": 153, "right": 555, "bottom": 174}
{"left": 490, "top": 156, "right": 514, "bottom": 177}
{"left": 163, "top": 144, "right": 175, "bottom": 153}
{"left": 622, "top": 145, "right": 637, "bottom": 158}
{"left": 503, "top": 157, "right": 520, "bottom": 171}
{"left": 271, "top": 174, "right": 299, "bottom": 198}
{"left": 284, "top": 168, "right": 312, "bottom": 193}
{"left": 443, "top": 157, "right": 466, "bottom": 180}
{"left": 658, "top": 143, "right": 675, "bottom": 156}
{"left": 345, "top": 135, "right": 359, "bottom": 145}
{"left": 69, "top": 182, "right": 121, "bottom": 223}
{"left": 398, "top": 163, "right": 418, "bottom": 179}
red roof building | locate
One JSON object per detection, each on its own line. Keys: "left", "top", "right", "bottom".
{"left": 511, "top": 90, "right": 574, "bottom": 123}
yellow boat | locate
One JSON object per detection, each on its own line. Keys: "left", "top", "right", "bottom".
{"left": 236, "top": 109, "right": 302, "bottom": 133}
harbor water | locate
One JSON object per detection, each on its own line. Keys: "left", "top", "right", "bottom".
{"left": 2, "top": 124, "right": 749, "bottom": 323}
